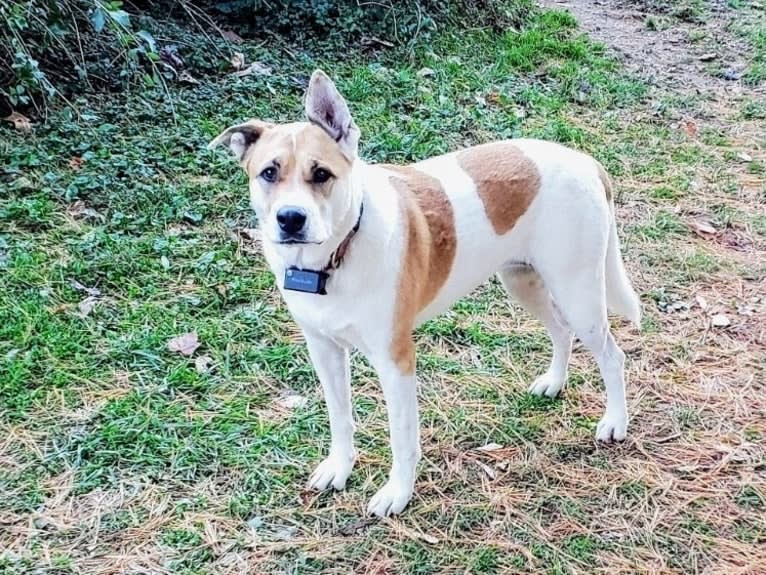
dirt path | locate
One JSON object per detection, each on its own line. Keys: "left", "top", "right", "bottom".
{"left": 539, "top": 0, "right": 764, "bottom": 101}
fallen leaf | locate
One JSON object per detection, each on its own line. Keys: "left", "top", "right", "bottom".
{"left": 278, "top": 394, "right": 308, "bottom": 409}
{"left": 69, "top": 157, "right": 84, "bottom": 170}
{"left": 476, "top": 442, "right": 504, "bottom": 452}
{"left": 486, "top": 91, "right": 502, "bottom": 104}
{"left": 690, "top": 220, "right": 716, "bottom": 237}
{"left": 475, "top": 460, "right": 497, "bottom": 480}
{"left": 4, "top": 111, "right": 32, "bottom": 132}
{"left": 67, "top": 201, "right": 105, "bottom": 222}
{"left": 178, "top": 70, "right": 200, "bottom": 85}
{"left": 711, "top": 314, "right": 731, "bottom": 328}
{"left": 398, "top": 524, "right": 440, "bottom": 544}
{"left": 681, "top": 119, "right": 698, "bottom": 138}
{"left": 230, "top": 51, "right": 246, "bottom": 70}
{"left": 69, "top": 279, "right": 101, "bottom": 297}
{"left": 78, "top": 296, "right": 99, "bottom": 317}
{"left": 159, "top": 46, "right": 184, "bottom": 70}
{"left": 195, "top": 355, "right": 214, "bottom": 373}
{"left": 167, "top": 332, "right": 200, "bottom": 356}
{"left": 234, "top": 62, "right": 273, "bottom": 77}
{"left": 222, "top": 29, "right": 244, "bottom": 43}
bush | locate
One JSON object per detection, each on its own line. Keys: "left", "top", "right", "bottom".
{"left": 1, "top": 0, "right": 164, "bottom": 113}
{"left": 206, "top": 0, "right": 532, "bottom": 44}
{"left": 0, "top": 0, "right": 534, "bottom": 113}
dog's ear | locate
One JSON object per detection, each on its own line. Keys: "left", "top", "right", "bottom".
{"left": 208, "top": 120, "right": 273, "bottom": 163}
{"left": 305, "top": 69, "right": 360, "bottom": 160}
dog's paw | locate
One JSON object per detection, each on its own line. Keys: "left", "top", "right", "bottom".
{"left": 596, "top": 410, "right": 628, "bottom": 442}
{"left": 307, "top": 453, "right": 356, "bottom": 491}
{"left": 528, "top": 371, "right": 566, "bottom": 398}
{"left": 367, "top": 479, "right": 413, "bottom": 517}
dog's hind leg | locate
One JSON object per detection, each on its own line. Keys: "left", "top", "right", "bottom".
{"left": 304, "top": 329, "right": 357, "bottom": 491}
{"left": 536, "top": 260, "right": 629, "bottom": 442}
{"left": 498, "top": 265, "right": 573, "bottom": 398}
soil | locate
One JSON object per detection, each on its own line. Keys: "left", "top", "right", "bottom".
{"left": 539, "top": 0, "right": 764, "bottom": 100}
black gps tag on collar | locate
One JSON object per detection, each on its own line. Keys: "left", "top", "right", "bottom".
{"left": 284, "top": 267, "right": 328, "bottom": 295}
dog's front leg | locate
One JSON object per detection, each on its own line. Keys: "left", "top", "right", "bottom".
{"left": 367, "top": 354, "right": 421, "bottom": 517}
{"left": 304, "top": 329, "right": 356, "bottom": 491}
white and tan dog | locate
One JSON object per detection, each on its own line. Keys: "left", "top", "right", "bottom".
{"left": 209, "top": 70, "right": 641, "bottom": 517}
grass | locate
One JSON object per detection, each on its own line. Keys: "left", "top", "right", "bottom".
{"left": 2, "top": 3, "right": 765, "bottom": 574}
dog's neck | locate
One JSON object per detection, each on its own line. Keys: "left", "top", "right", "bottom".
{"left": 323, "top": 202, "right": 363, "bottom": 272}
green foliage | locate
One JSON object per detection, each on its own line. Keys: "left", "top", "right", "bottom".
{"left": 209, "top": 0, "right": 534, "bottom": 44}
{"left": 0, "top": 0, "right": 161, "bottom": 111}
{"left": 0, "top": 0, "right": 535, "bottom": 112}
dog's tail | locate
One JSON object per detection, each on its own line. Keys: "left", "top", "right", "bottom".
{"left": 599, "top": 165, "right": 641, "bottom": 326}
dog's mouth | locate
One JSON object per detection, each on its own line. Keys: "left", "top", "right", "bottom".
{"left": 275, "top": 238, "right": 323, "bottom": 246}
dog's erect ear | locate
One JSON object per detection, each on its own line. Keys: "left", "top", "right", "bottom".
{"left": 207, "top": 120, "right": 273, "bottom": 163}
{"left": 305, "top": 69, "right": 360, "bottom": 160}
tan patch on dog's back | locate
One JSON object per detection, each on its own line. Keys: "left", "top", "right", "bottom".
{"left": 457, "top": 142, "right": 540, "bottom": 235}
{"left": 385, "top": 165, "right": 456, "bottom": 374}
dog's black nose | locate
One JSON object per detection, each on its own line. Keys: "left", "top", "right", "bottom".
{"left": 276, "top": 206, "right": 307, "bottom": 235}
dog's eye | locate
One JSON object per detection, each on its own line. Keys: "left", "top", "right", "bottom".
{"left": 312, "top": 168, "right": 332, "bottom": 184}
{"left": 260, "top": 166, "right": 278, "bottom": 183}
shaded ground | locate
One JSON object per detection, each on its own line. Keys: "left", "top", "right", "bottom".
{"left": 1, "top": 2, "right": 765, "bottom": 574}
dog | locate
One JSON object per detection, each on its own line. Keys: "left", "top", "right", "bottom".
{"left": 209, "top": 69, "right": 641, "bottom": 517}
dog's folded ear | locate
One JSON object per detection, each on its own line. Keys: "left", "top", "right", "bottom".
{"left": 305, "top": 69, "right": 360, "bottom": 160}
{"left": 207, "top": 120, "right": 273, "bottom": 163}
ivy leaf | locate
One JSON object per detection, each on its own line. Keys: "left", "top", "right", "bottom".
{"left": 109, "top": 9, "right": 131, "bottom": 28}
{"left": 91, "top": 8, "right": 106, "bottom": 33}
{"left": 136, "top": 30, "right": 156, "bottom": 52}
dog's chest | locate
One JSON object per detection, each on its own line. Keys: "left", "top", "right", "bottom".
{"left": 282, "top": 289, "right": 364, "bottom": 347}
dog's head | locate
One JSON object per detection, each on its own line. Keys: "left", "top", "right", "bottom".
{"left": 209, "top": 70, "right": 360, "bottom": 250}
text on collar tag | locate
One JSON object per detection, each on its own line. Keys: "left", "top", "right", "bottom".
{"left": 283, "top": 268, "right": 328, "bottom": 295}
